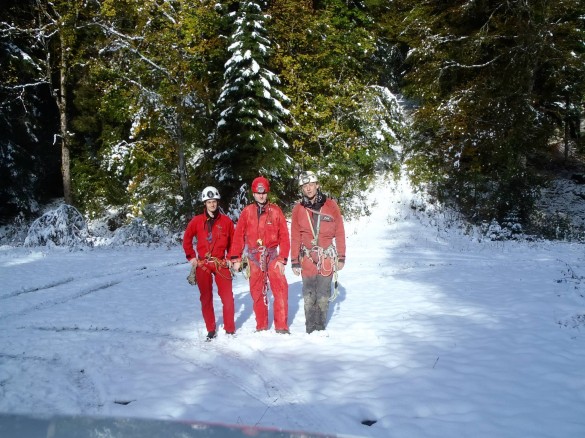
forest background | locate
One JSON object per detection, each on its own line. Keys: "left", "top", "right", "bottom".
{"left": 1, "top": 0, "right": 584, "bottom": 240}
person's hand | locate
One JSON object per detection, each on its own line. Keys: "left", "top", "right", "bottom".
{"left": 231, "top": 261, "right": 241, "bottom": 272}
{"left": 337, "top": 260, "right": 345, "bottom": 271}
{"left": 292, "top": 267, "right": 301, "bottom": 276}
{"left": 275, "top": 261, "right": 285, "bottom": 275}
{"left": 189, "top": 258, "right": 198, "bottom": 268}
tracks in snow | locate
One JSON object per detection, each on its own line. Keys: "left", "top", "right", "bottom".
{"left": 0, "top": 351, "right": 103, "bottom": 414}
{"left": 0, "top": 261, "right": 182, "bottom": 321}
{"left": 167, "top": 336, "right": 327, "bottom": 433}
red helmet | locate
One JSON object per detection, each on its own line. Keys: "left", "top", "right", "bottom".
{"left": 251, "top": 176, "right": 270, "bottom": 194}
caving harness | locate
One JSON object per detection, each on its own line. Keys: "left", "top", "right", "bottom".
{"left": 238, "top": 203, "right": 281, "bottom": 307}
{"left": 246, "top": 242, "right": 278, "bottom": 307}
{"left": 186, "top": 254, "right": 232, "bottom": 285}
{"left": 199, "top": 255, "right": 232, "bottom": 279}
{"left": 301, "top": 207, "right": 340, "bottom": 302}
{"left": 186, "top": 213, "right": 233, "bottom": 285}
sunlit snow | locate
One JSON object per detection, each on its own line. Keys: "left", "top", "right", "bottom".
{"left": 1, "top": 175, "right": 584, "bottom": 437}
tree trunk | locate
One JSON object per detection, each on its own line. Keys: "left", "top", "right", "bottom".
{"left": 39, "top": 0, "right": 72, "bottom": 205}
{"left": 175, "top": 111, "right": 191, "bottom": 212}
{"left": 564, "top": 95, "right": 571, "bottom": 162}
{"left": 59, "top": 35, "right": 72, "bottom": 205}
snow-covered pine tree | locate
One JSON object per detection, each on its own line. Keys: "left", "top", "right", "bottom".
{"left": 213, "top": 0, "right": 292, "bottom": 198}
{"left": 225, "top": 183, "right": 249, "bottom": 223}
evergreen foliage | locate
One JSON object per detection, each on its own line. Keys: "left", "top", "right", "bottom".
{"left": 226, "top": 183, "right": 250, "bottom": 223}
{"left": 73, "top": 0, "right": 224, "bottom": 227}
{"left": 395, "top": 0, "right": 585, "bottom": 222}
{"left": 1, "top": 0, "right": 584, "bottom": 238}
{"left": 213, "top": 0, "right": 292, "bottom": 200}
{"left": 268, "top": 0, "right": 404, "bottom": 203}
{"left": 0, "top": 0, "right": 62, "bottom": 222}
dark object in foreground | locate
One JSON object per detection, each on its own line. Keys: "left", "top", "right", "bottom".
{"left": 0, "top": 412, "right": 355, "bottom": 438}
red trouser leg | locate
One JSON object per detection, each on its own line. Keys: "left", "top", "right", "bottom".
{"left": 195, "top": 265, "right": 215, "bottom": 332}
{"left": 215, "top": 266, "right": 236, "bottom": 333}
{"left": 268, "top": 259, "right": 289, "bottom": 331}
{"left": 249, "top": 262, "right": 269, "bottom": 330}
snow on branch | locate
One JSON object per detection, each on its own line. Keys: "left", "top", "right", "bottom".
{"left": 24, "top": 205, "right": 89, "bottom": 247}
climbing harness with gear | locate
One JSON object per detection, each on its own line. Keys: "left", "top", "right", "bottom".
{"left": 248, "top": 244, "right": 278, "bottom": 307}
{"left": 301, "top": 244, "right": 340, "bottom": 301}
{"left": 302, "top": 207, "right": 340, "bottom": 302}
{"left": 186, "top": 213, "right": 233, "bottom": 283}
{"left": 186, "top": 253, "right": 233, "bottom": 286}
{"left": 197, "top": 254, "right": 233, "bottom": 280}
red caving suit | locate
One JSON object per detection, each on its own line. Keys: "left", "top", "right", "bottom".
{"left": 230, "top": 202, "right": 290, "bottom": 331}
{"left": 183, "top": 210, "right": 236, "bottom": 334}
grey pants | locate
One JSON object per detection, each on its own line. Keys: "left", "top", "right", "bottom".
{"left": 302, "top": 274, "right": 333, "bottom": 333}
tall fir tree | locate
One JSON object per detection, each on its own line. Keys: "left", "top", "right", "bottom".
{"left": 213, "top": 0, "right": 291, "bottom": 199}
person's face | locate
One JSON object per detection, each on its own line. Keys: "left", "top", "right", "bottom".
{"left": 205, "top": 199, "right": 218, "bottom": 214}
{"left": 301, "top": 182, "right": 319, "bottom": 200}
{"left": 253, "top": 192, "right": 268, "bottom": 204}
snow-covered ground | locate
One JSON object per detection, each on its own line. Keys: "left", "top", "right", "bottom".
{"left": 1, "top": 176, "right": 584, "bottom": 437}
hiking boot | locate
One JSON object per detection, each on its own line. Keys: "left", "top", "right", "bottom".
{"left": 206, "top": 330, "right": 217, "bottom": 341}
{"left": 276, "top": 329, "right": 290, "bottom": 334}
{"left": 226, "top": 331, "right": 235, "bottom": 335}
{"left": 255, "top": 328, "right": 268, "bottom": 333}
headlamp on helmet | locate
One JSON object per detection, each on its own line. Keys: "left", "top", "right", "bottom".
{"left": 298, "top": 171, "right": 318, "bottom": 187}
{"left": 201, "top": 186, "right": 220, "bottom": 202}
{"left": 251, "top": 176, "right": 270, "bottom": 194}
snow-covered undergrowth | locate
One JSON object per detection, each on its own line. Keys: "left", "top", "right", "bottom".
{"left": 1, "top": 171, "right": 584, "bottom": 248}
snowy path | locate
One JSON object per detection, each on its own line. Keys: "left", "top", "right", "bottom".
{"left": 1, "top": 182, "right": 585, "bottom": 437}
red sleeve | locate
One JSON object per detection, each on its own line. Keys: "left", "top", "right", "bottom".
{"left": 290, "top": 203, "right": 302, "bottom": 265}
{"left": 332, "top": 201, "right": 346, "bottom": 261}
{"left": 276, "top": 207, "right": 290, "bottom": 264}
{"left": 182, "top": 216, "right": 198, "bottom": 261}
{"left": 227, "top": 215, "right": 235, "bottom": 253}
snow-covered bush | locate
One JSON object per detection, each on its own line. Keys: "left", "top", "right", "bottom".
{"left": 0, "top": 212, "right": 30, "bottom": 245}
{"left": 24, "top": 205, "right": 89, "bottom": 247}
{"left": 480, "top": 216, "right": 524, "bottom": 241}
{"left": 111, "top": 218, "right": 169, "bottom": 246}
{"left": 527, "top": 211, "right": 584, "bottom": 241}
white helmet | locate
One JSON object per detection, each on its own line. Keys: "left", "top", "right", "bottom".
{"left": 298, "top": 171, "right": 318, "bottom": 187}
{"left": 201, "top": 186, "right": 220, "bottom": 202}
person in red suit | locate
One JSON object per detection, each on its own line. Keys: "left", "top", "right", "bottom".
{"left": 291, "top": 171, "right": 346, "bottom": 333}
{"left": 230, "top": 176, "right": 291, "bottom": 334}
{"left": 183, "top": 186, "right": 236, "bottom": 341}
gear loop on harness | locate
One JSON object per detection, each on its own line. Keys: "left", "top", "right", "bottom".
{"left": 301, "top": 243, "right": 340, "bottom": 301}
{"left": 197, "top": 254, "right": 233, "bottom": 281}
{"left": 248, "top": 246, "right": 278, "bottom": 307}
